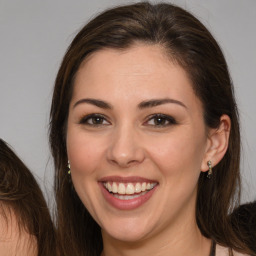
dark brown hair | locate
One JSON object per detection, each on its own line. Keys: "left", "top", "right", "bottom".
{"left": 49, "top": 2, "right": 252, "bottom": 255}
{"left": 230, "top": 201, "right": 256, "bottom": 253}
{"left": 0, "top": 139, "right": 56, "bottom": 256}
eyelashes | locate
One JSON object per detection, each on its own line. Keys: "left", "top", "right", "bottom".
{"left": 144, "top": 114, "right": 177, "bottom": 127}
{"left": 79, "top": 113, "right": 177, "bottom": 128}
{"left": 79, "top": 114, "right": 110, "bottom": 126}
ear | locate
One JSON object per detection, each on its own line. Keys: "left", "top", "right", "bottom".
{"left": 201, "top": 114, "right": 231, "bottom": 172}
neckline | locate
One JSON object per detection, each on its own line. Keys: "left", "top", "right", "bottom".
{"left": 101, "top": 239, "right": 217, "bottom": 256}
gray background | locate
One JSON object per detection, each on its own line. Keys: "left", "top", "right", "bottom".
{"left": 0, "top": 0, "right": 255, "bottom": 203}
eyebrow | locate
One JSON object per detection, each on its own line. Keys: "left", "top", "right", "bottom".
{"left": 73, "top": 98, "right": 112, "bottom": 109}
{"left": 138, "top": 98, "right": 187, "bottom": 109}
{"left": 73, "top": 97, "right": 187, "bottom": 110}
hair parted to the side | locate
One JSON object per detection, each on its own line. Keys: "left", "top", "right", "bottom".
{"left": 49, "top": 2, "right": 252, "bottom": 255}
{"left": 0, "top": 139, "right": 56, "bottom": 256}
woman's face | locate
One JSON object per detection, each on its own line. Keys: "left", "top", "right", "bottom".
{"left": 66, "top": 44, "right": 211, "bottom": 242}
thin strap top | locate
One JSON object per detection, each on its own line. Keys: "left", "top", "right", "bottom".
{"left": 210, "top": 240, "right": 216, "bottom": 256}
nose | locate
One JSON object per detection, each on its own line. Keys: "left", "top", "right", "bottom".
{"left": 107, "top": 125, "right": 145, "bottom": 168}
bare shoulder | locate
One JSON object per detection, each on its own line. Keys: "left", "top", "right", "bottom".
{"left": 0, "top": 205, "right": 37, "bottom": 256}
{"left": 216, "top": 244, "right": 250, "bottom": 256}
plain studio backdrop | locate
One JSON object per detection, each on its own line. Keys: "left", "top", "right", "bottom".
{"left": 0, "top": 0, "right": 255, "bottom": 204}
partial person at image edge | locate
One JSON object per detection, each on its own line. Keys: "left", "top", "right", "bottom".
{"left": 0, "top": 139, "right": 56, "bottom": 256}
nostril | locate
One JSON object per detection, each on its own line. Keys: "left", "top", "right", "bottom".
{"left": 106, "top": 131, "right": 145, "bottom": 167}
{"left": 108, "top": 151, "right": 145, "bottom": 168}
{"left": 109, "top": 158, "right": 137, "bottom": 168}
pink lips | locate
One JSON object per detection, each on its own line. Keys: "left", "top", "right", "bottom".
{"left": 99, "top": 176, "right": 158, "bottom": 210}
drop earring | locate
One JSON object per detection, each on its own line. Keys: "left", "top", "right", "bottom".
{"left": 67, "top": 161, "right": 71, "bottom": 175}
{"left": 207, "top": 160, "right": 212, "bottom": 179}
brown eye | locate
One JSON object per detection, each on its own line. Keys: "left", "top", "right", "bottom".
{"left": 91, "top": 116, "right": 104, "bottom": 125}
{"left": 79, "top": 114, "right": 110, "bottom": 126}
{"left": 145, "top": 114, "right": 177, "bottom": 127}
{"left": 154, "top": 116, "right": 168, "bottom": 126}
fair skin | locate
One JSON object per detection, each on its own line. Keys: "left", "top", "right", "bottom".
{"left": 66, "top": 44, "right": 230, "bottom": 256}
{"left": 0, "top": 205, "right": 37, "bottom": 256}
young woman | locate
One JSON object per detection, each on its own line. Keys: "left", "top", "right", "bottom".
{"left": 0, "top": 139, "right": 56, "bottom": 256}
{"left": 49, "top": 2, "right": 254, "bottom": 256}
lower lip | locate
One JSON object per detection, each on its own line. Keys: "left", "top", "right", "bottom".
{"left": 99, "top": 183, "right": 157, "bottom": 210}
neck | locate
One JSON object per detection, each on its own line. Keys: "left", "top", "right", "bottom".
{"left": 101, "top": 216, "right": 211, "bottom": 256}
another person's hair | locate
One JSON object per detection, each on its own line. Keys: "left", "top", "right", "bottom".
{"left": 0, "top": 139, "right": 56, "bottom": 256}
{"left": 230, "top": 201, "right": 256, "bottom": 253}
{"left": 49, "top": 2, "right": 251, "bottom": 255}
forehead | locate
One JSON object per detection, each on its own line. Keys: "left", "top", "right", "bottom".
{"left": 72, "top": 44, "right": 201, "bottom": 110}
{"left": 77, "top": 44, "right": 175, "bottom": 82}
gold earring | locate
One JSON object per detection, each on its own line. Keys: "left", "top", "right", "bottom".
{"left": 67, "top": 161, "right": 71, "bottom": 175}
{"left": 207, "top": 160, "right": 212, "bottom": 179}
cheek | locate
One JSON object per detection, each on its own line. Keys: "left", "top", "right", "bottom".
{"left": 145, "top": 129, "right": 206, "bottom": 178}
{"left": 66, "top": 129, "right": 104, "bottom": 212}
{"left": 66, "top": 129, "right": 104, "bottom": 177}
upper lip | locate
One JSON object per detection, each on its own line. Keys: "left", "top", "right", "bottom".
{"left": 98, "top": 176, "right": 158, "bottom": 183}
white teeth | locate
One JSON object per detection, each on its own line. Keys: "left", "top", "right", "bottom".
{"left": 106, "top": 182, "right": 112, "bottom": 192}
{"left": 135, "top": 183, "right": 141, "bottom": 193}
{"left": 141, "top": 182, "right": 146, "bottom": 192}
{"left": 113, "top": 191, "right": 147, "bottom": 200}
{"left": 118, "top": 183, "right": 126, "bottom": 194}
{"left": 104, "top": 181, "right": 157, "bottom": 195}
{"left": 126, "top": 183, "right": 134, "bottom": 194}
{"left": 112, "top": 182, "right": 118, "bottom": 193}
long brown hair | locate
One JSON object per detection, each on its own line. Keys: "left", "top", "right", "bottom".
{"left": 49, "top": 2, "right": 253, "bottom": 255}
{"left": 0, "top": 139, "right": 56, "bottom": 256}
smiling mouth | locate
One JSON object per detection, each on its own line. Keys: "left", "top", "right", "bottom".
{"left": 103, "top": 181, "right": 157, "bottom": 200}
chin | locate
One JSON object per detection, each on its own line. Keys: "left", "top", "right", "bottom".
{"left": 104, "top": 229, "right": 150, "bottom": 243}
{"left": 101, "top": 217, "right": 156, "bottom": 243}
